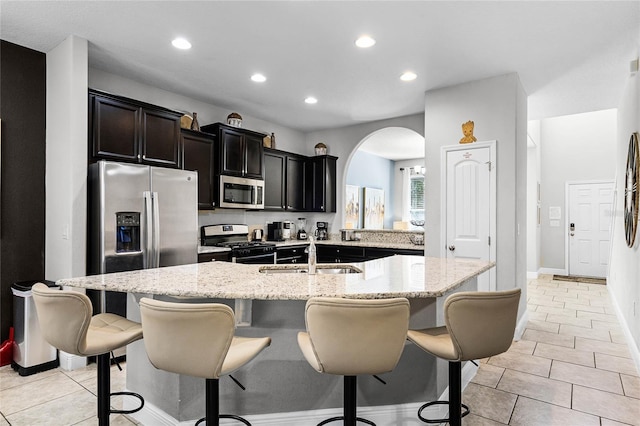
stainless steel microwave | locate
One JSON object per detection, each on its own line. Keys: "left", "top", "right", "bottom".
{"left": 219, "top": 175, "right": 265, "bottom": 209}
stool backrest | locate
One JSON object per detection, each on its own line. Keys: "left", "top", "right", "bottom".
{"left": 32, "top": 283, "right": 92, "bottom": 356}
{"left": 139, "top": 298, "right": 235, "bottom": 379}
{"left": 304, "top": 297, "right": 410, "bottom": 375}
{"left": 444, "top": 288, "right": 521, "bottom": 361}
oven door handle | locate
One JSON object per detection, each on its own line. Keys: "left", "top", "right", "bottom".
{"left": 232, "top": 252, "right": 275, "bottom": 264}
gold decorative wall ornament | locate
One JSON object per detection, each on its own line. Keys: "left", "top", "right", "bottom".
{"left": 624, "top": 132, "right": 640, "bottom": 248}
{"left": 459, "top": 120, "right": 477, "bottom": 144}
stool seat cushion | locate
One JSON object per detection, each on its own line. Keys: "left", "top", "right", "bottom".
{"left": 32, "top": 283, "right": 143, "bottom": 357}
{"left": 298, "top": 297, "right": 410, "bottom": 376}
{"left": 84, "top": 313, "right": 143, "bottom": 357}
{"left": 139, "top": 298, "right": 271, "bottom": 380}
{"left": 221, "top": 336, "right": 272, "bottom": 376}
{"left": 407, "top": 326, "right": 456, "bottom": 361}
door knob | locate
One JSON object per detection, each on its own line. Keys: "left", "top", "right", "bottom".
{"left": 448, "top": 245, "right": 455, "bottom": 251}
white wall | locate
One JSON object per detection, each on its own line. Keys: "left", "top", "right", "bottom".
{"left": 538, "top": 110, "right": 617, "bottom": 271}
{"left": 46, "top": 36, "right": 88, "bottom": 280}
{"left": 608, "top": 46, "right": 640, "bottom": 365}
{"left": 423, "top": 73, "right": 528, "bottom": 317}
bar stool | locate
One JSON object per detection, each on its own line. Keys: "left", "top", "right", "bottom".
{"left": 297, "top": 297, "right": 410, "bottom": 426}
{"left": 31, "top": 283, "right": 144, "bottom": 426}
{"left": 407, "top": 289, "right": 521, "bottom": 426}
{"left": 139, "top": 298, "right": 271, "bottom": 426}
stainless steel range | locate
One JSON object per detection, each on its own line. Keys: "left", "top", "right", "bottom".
{"left": 201, "top": 224, "right": 275, "bottom": 264}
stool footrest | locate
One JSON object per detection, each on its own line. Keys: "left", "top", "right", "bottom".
{"left": 196, "top": 413, "right": 251, "bottom": 425}
{"left": 318, "top": 416, "right": 375, "bottom": 426}
{"left": 110, "top": 391, "right": 145, "bottom": 415}
{"left": 417, "top": 400, "right": 470, "bottom": 424}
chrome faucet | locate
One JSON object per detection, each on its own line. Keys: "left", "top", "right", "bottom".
{"left": 307, "top": 235, "right": 317, "bottom": 275}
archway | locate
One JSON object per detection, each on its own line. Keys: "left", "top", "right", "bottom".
{"left": 343, "top": 127, "right": 425, "bottom": 230}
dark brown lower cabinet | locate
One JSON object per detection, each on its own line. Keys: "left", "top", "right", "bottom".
{"left": 198, "top": 252, "right": 231, "bottom": 263}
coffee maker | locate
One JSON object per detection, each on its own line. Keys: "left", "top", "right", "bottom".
{"left": 315, "top": 221, "right": 329, "bottom": 240}
{"left": 267, "top": 222, "right": 284, "bottom": 241}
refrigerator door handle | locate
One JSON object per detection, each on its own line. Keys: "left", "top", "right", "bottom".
{"left": 143, "top": 191, "right": 153, "bottom": 269}
{"left": 151, "top": 192, "right": 161, "bottom": 268}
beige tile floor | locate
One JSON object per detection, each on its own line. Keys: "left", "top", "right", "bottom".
{"left": 0, "top": 277, "right": 638, "bottom": 425}
{"left": 463, "top": 276, "right": 640, "bottom": 426}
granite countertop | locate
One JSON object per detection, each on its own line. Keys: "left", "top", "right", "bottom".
{"left": 57, "top": 255, "right": 493, "bottom": 300}
{"left": 273, "top": 239, "right": 424, "bottom": 251}
{"left": 198, "top": 246, "right": 231, "bottom": 254}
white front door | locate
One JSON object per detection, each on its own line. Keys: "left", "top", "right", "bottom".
{"left": 443, "top": 143, "right": 495, "bottom": 291}
{"left": 568, "top": 181, "right": 614, "bottom": 278}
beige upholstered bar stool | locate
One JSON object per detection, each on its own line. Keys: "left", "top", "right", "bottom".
{"left": 407, "top": 289, "right": 521, "bottom": 426}
{"left": 31, "top": 283, "right": 144, "bottom": 426}
{"left": 139, "top": 298, "right": 271, "bottom": 426}
{"left": 297, "top": 297, "right": 410, "bottom": 426}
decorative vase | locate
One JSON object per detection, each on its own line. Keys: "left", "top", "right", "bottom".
{"left": 190, "top": 112, "right": 200, "bottom": 131}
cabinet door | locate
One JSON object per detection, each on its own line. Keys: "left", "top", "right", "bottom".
{"left": 182, "top": 131, "right": 215, "bottom": 209}
{"left": 306, "top": 156, "right": 337, "bottom": 212}
{"left": 264, "top": 150, "right": 286, "bottom": 210}
{"left": 141, "top": 109, "right": 181, "bottom": 168}
{"left": 244, "top": 134, "right": 264, "bottom": 179}
{"left": 91, "top": 94, "right": 139, "bottom": 162}
{"left": 286, "top": 156, "right": 306, "bottom": 210}
{"left": 219, "top": 127, "right": 244, "bottom": 176}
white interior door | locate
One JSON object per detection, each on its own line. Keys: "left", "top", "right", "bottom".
{"left": 443, "top": 143, "right": 495, "bottom": 291}
{"left": 568, "top": 181, "right": 614, "bottom": 278}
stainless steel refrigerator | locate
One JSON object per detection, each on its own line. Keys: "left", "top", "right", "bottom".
{"left": 88, "top": 160, "right": 198, "bottom": 314}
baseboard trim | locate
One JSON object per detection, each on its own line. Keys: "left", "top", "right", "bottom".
{"left": 538, "top": 267, "right": 567, "bottom": 276}
{"left": 514, "top": 307, "right": 529, "bottom": 341}
{"left": 606, "top": 287, "right": 640, "bottom": 377}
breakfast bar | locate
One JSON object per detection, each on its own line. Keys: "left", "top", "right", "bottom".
{"left": 57, "top": 255, "right": 494, "bottom": 424}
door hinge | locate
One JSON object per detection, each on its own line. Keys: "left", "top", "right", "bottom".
{"left": 486, "top": 161, "right": 492, "bottom": 171}
{"left": 488, "top": 236, "right": 491, "bottom": 245}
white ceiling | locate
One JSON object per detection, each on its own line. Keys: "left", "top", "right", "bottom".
{"left": 2, "top": 1, "right": 639, "bottom": 140}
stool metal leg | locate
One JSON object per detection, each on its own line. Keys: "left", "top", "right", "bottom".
{"left": 196, "top": 378, "right": 251, "bottom": 426}
{"left": 416, "top": 361, "right": 470, "bottom": 425}
{"left": 97, "top": 353, "right": 110, "bottom": 426}
{"left": 449, "top": 361, "right": 462, "bottom": 426}
{"left": 317, "top": 375, "right": 375, "bottom": 426}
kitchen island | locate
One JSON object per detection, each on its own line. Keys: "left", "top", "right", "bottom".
{"left": 58, "top": 255, "right": 494, "bottom": 425}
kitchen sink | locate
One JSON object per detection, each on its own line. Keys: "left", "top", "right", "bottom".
{"left": 258, "top": 265, "right": 362, "bottom": 275}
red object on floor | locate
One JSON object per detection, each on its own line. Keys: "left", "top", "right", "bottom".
{"left": 0, "top": 327, "right": 14, "bottom": 366}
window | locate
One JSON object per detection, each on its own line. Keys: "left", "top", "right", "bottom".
{"left": 409, "top": 173, "right": 425, "bottom": 224}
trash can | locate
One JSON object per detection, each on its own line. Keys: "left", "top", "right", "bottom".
{"left": 11, "top": 280, "right": 60, "bottom": 376}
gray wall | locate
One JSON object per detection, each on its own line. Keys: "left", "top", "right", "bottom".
{"left": 538, "top": 109, "right": 617, "bottom": 271}
{"left": 423, "top": 73, "right": 528, "bottom": 315}
{"left": 608, "top": 43, "right": 640, "bottom": 359}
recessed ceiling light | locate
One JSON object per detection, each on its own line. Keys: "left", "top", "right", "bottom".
{"left": 400, "top": 71, "right": 417, "bottom": 81}
{"left": 171, "top": 38, "right": 191, "bottom": 50}
{"left": 251, "top": 73, "right": 267, "bottom": 83}
{"left": 305, "top": 97, "right": 318, "bottom": 104}
{"left": 355, "top": 35, "right": 376, "bottom": 48}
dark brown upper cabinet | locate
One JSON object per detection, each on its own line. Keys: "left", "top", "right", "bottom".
{"left": 200, "top": 123, "right": 265, "bottom": 180}
{"left": 264, "top": 148, "right": 306, "bottom": 211}
{"left": 89, "top": 89, "right": 181, "bottom": 168}
{"left": 305, "top": 155, "right": 337, "bottom": 213}
{"left": 181, "top": 129, "right": 215, "bottom": 210}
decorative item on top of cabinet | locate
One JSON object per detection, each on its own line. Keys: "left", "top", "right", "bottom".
{"left": 88, "top": 89, "right": 181, "bottom": 168}
{"left": 227, "top": 112, "right": 242, "bottom": 128}
{"left": 190, "top": 112, "right": 200, "bottom": 131}
{"left": 270, "top": 133, "right": 276, "bottom": 149}
{"left": 459, "top": 120, "right": 477, "bottom": 144}
{"left": 314, "top": 142, "right": 327, "bottom": 156}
